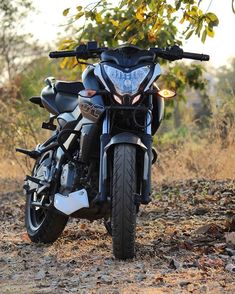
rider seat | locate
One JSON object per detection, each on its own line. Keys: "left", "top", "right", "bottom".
{"left": 41, "top": 79, "right": 84, "bottom": 115}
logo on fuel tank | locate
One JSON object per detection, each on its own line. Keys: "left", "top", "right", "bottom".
{"left": 80, "top": 102, "right": 104, "bottom": 119}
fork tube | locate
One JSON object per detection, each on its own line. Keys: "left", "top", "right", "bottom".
{"left": 145, "top": 110, "right": 152, "bottom": 135}
{"left": 141, "top": 106, "right": 152, "bottom": 204}
{"left": 98, "top": 111, "right": 111, "bottom": 202}
{"left": 102, "top": 110, "right": 110, "bottom": 134}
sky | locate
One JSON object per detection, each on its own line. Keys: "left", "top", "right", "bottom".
{"left": 27, "top": 0, "right": 235, "bottom": 68}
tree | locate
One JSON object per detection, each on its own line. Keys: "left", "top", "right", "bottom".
{"left": 61, "top": 0, "right": 220, "bottom": 50}
{"left": 217, "top": 58, "right": 235, "bottom": 95}
{"left": 0, "top": 0, "right": 40, "bottom": 82}
{"left": 210, "top": 59, "right": 235, "bottom": 145}
{"left": 0, "top": 55, "right": 75, "bottom": 167}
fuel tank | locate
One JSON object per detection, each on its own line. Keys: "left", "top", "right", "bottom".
{"left": 78, "top": 65, "right": 105, "bottom": 123}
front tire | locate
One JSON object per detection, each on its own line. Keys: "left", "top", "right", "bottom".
{"left": 111, "top": 144, "right": 137, "bottom": 259}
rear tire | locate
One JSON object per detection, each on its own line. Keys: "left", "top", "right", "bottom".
{"left": 111, "top": 144, "right": 137, "bottom": 259}
{"left": 25, "top": 157, "right": 68, "bottom": 244}
{"left": 25, "top": 193, "right": 68, "bottom": 243}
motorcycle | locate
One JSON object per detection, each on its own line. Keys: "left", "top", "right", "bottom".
{"left": 16, "top": 42, "right": 209, "bottom": 259}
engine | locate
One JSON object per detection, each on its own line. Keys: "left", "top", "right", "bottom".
{"left": 60, "top": 162, "right": 77, "bottom": 195}
{"left": 59, "top": 161, "right": 95, "bottom": 197}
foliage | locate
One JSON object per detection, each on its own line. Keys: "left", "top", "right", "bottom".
{"left": 159, "top": 62, "right": 209, "bottom": 125}
{"left": 217, "top": 58, "right": 235, "bottom": 96}
{"left": 61, "top": 0, "right": 219, "bottom": 50}
{"left": 157, "top": 89, "right": 235, "bottom": 150}
{"left": 0, "top": 0, "right": 40, "bottom": 81}
{"left": 0, "top": 57, "right": 78, "bottom": 161}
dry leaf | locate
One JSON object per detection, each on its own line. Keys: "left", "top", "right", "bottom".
{"left": 195, "top": 224, "right": 223, "bottom": 236}
{"left": 21, "top": 233, "right": 30, "bottom": 242}
{"left": 225, "top": 232, "right": 235, "bottom": 245}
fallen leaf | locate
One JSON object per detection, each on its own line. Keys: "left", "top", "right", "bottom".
{"left": 225, "top": 232, "right": 235, "bottom": 245}
{"left": 80, "top": 223, "right": 87, "bottom": 230}
{"left": 198, "top": 256, "right": 224, "bottom": 269}
{"left": 195, "top": 224, "right": 223, "bottom": 237}
{"left": 225, "top": 217, "right": 235, "bottom": 232}
{"left": 169, "top": 258, "right": 182, "bottom": 269}
{"left": 21, "top": 233, "right": 30, "bottom": 243}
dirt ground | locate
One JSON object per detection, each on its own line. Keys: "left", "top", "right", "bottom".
{"left": 0, "top": 177, "right": 235, "bottom": 294}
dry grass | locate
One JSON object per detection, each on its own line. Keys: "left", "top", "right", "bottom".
{"left": 0, "top": 159, "right": 25, "bottom": 180}
{"left": 153, "top": 139, "right": 235, "bottom": 183}
{"left": 1, "top": 138, "right": 234, "bottom": 187}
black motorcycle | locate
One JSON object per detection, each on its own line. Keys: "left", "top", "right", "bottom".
{"left": 16, "top": 42, "right": 209, "bottom": 259}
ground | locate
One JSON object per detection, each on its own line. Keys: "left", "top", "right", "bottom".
{"left": 0, "top": 178, "right": 235, "bottom": 293}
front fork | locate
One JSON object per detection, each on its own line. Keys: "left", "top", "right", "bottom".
{"left": 98, "top": 111, "right": 111, "bottom": 202}
{"left": 142, "top": 110, "right": 152, "bottom": 204}
{"left": 98, "top": 107, "right": 153, "bottom": 204}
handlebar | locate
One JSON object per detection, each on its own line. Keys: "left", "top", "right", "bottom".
{"left": 49, "top": 42, "right": 209, "bottom": 62}
{"left": 182, "top": 52, "right": 209, "bottom": 61}
{"left": 49, "top": 50, "right": 77, "bottom": 58}
{"left": 49, "top": 42, "right": 107, "bottom": 59}
{"left": 150, "top": 46, "right": 209, "bottom": 61}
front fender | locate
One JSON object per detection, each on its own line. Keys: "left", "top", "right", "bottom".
{"left": 104, "top": 132, "right": 147, "bottom": 152}
{"left": 99, "top": 132, "right": 151, "bottom": 204}
{"left": 103, "top": 132, "right": 148, "bottom": 181}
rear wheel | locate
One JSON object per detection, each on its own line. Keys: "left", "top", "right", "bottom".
{"left": 25, "top": 158, "right": 68, "bottom": 243}
{"left": 25, "top": 192, "right": 68, "bottom": 243}
{"left": 111, "top": 144, "right": 137, "bottom": 259}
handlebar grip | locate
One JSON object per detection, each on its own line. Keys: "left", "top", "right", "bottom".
{"left": 182, "top": 52, "right": 210, "bottom": 61}
{"left": 49, "top": 50, "right": 77, "bottom": 58}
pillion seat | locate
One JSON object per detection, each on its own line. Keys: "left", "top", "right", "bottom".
{"left": 40, "top": 78, "right": 84, "bottom": 116}
{"left": 55, "top": 81, "right": 84, "bottom": 95}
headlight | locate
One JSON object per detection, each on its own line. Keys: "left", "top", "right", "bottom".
{"left": 103, "top": 65, "right": 151, "bottom": 97}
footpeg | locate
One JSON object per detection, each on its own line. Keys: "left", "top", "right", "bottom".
{"left": 42, "top": 115, "right": 56, "bottom": 131}
{"left": 16, "top": 148, "right": 40, "bottom": 159}
{"left": 42, "top": 121, "right": 56, "bottom": 131}
{"left": 23, "top": 175, "right": 49, "bottom": 195}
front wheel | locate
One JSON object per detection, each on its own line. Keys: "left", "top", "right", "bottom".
{"left": 111, "top": 144, "right": 137, "bottom": 259}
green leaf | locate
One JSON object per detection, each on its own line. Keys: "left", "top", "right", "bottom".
{"left": 110, "top": 19, "right": 119, "bottom": 27}
{"left": 136, "top": 4, "right": 146, "bottom": 22}
{"left": 76, "top": 6, "right": 82, "bottom": 11}
{"left": 201, "top": 29, "right": 207, "bottom": 43}
{"left": 149, "top": 0, "right": 159, "bottom": 11}
{"left": 185, "top": 29, "right": 194, "bottom": 39}
{"left": 195, "top": 21, "right": 203, "bottom": 36}
{"left": 206, "top": 12, "right": 219, "bottom": 26}
{"left": 95, "top": 12, "right": 103, "bottom": 23}
{"left": 206, "top": 26, "right": 214, "bottom": 38}
{"left": 175, "top": 0, "right": 182, "bottom": 10}
{"left": 63, "top": 8, "right": 70, "bottom": 16}
{"left": 179, "top": 17, "right": 185, "bottom": 24}
{"left": 75, "top": 12, "right": 84, "bottom": 20}
{"left": 138, "top": 31, "right": 145, "bottom": 40}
